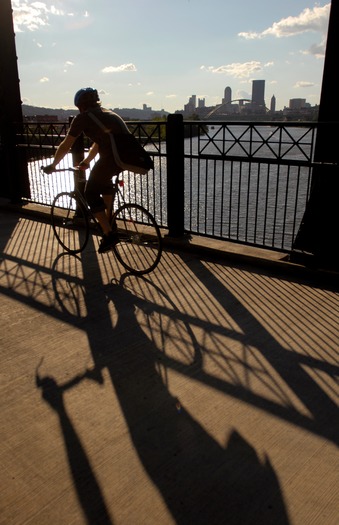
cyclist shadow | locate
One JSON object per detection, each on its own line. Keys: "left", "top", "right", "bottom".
{"left": 38, "top": 257, "right": 290, "bottom": 524}
{"left": 103, "top": 275, "right": 291, "bottom": 524}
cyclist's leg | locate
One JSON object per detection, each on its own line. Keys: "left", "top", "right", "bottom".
{"left": 102, "top": 194, "right": 114, "bottom": 224}
{"left": 85, "top": 160, "right": 118, "bottom": 252}
{"left": 85, "top": 161, "right": 115, "bottom": 234}
{"left": 93, "top": 209, "right": 111, "bottom": 235}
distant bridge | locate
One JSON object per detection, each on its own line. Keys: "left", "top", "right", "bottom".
{"left": 206, "top": 99, "right": 269, "bottom": 119}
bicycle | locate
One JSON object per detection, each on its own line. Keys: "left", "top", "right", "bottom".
{"left": 42, "top": 166, "right": 163, "bottom": 275}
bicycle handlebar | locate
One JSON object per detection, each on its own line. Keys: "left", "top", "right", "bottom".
{"left": 40, "top": 166, "right": 123, "bottom": 184}
{"left": 41, "top": 165, "right": 80, "bottom": 173}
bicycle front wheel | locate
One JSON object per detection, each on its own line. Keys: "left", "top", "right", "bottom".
{"left": 51, "top": 192, "right": 89, "bottom": 253}
{"left": 112, "top": 203, "right": 162, "bottom": 275}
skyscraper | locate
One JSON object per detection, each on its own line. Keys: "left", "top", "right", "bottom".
{"left": 251, "top": 80, "right": 265, "bottom": 108}
{"left": 184, "top": 95, "right": 197, "bottom": 115}
{"left": 222, "top": 86, "right": 232, "bottom": 105}
{"left": 270, "top": 95, "right": 276, "bottom": 113}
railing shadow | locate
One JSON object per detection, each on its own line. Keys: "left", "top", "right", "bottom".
{"left": 36, "top": 259, "right": 291, "bottom": 524}
{"left": 171, "top": 253, "right": 339, "bottom": 446}
{"left": 2, "top": 213, "right": 337, "bottom": 523}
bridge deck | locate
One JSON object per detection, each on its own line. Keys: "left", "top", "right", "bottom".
{"left": 0, "top": 208, "right": 338, "bottom": 525}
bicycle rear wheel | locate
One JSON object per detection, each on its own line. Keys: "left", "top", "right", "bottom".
{"left": 112, "top": 203, "right": 162, "bottom": 275}
{"left": 51, "top": 192, "right": 89, "bottom": 253}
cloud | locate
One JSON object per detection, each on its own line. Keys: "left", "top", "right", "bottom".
{"left": 238, "top": 3, "right": 330, "bottom": 58}
{"left": 294, "top": 81, "right": 315, "bottom": 88}
{"left": 239, "top": 4, "right": 330, "bottom": 39}
{"left": 237, "top": 90, "right": 251, "bottom": 99}
{"left": 12, "top": 0, "right": 65, "bottom": 32}
{"left": 201, "top": 61, "right": 273, "bottom": 79}
{"left": 101, "top": 64, "right": 137, "bottom": 73}
{"left": 63, "top": 60, "right": 74, "bottom": 73}
{"left": 303, "top": 39, "right": 327, "bottom": 59}
{"left": 39, "top": 77, "right": 49, "bottom": 83}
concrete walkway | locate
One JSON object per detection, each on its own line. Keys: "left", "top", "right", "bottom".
{"left": 0, "top": 208, "right": 338, "bottom": 525}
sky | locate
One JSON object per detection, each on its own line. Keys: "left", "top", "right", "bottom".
{"left": 12, "top": 0, "right": 331, "bottom": 113}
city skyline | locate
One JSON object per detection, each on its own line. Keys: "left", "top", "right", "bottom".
{"left": 182, "top": 79, "right": 315, "bottom": 111}
{"left": 12, "top": 1, "right": 330, "bottom": 113}
{"left": 22, "top": 80, "right": 317, "bottom": 121}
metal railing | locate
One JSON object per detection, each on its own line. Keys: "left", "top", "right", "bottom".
{"left": 14, "top": 118, "right": 325, "bottom": 253}
{"left": 17, "top": 120, "right": 168, "bottom": 227}
{"left": 183, "top": 121, "right": 317, "bottom": 251}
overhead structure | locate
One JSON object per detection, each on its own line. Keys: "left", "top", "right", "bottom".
{"left": 0, "top": 0, "right": 29, "bottom": 200}
{"left": 292, "top": 0, "right": 339, "bottom": 269}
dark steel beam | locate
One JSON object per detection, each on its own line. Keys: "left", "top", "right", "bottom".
{"left": 0, "top": 0, "right": 29, "bottom": 200}
{"left": 292, "top": 0, "right": 339, "bottom": 270}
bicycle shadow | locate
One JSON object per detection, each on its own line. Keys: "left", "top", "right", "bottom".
{"left": 36, "top": 255, "right": 291, "bottom": 525}
{"left": 35, "top": 370, "right": 112, "bottom": 525}
{"left": 102, "top": 275, "right": 291, "bottom": 524}
{"left": 3, "top": 213, "right": 336, "bottom": 523}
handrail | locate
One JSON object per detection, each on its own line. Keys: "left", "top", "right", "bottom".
{"left": 11, "top": 118, "right": 337, "bottom": 254}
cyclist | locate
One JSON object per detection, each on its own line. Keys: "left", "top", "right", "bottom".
{"left": 43, "top": 87, "right": 130, "bottom": 253}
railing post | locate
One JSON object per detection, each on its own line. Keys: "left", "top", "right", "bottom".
{"left": 166, "top": 113, "right": 185, "bottom": 237}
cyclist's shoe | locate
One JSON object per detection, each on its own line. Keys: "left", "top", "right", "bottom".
{"left": 98, "top": 231, "right": 119, "bottom": 253}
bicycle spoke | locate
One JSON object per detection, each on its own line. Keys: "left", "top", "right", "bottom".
{"left": 51, "top": 192, "right": 89, "bottom": 253}
{"left": 112, "top": 204, "right": 162, "bottom": 274}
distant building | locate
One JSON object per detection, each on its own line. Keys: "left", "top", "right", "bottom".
{"left": 23, "top": 114, "right": 59, "bottom": 122}
{"left": 222, "top": 86, "right": 232, "bottom": 105}
{"left": 113, "top": 106, "right": 168, "bottom": 120}
{"left": 251, "top": 80, "right": 266, "bottom": 110}
{"left": 283, "top": 98, "right": 318, "bottom": 120}
{"left": 270, "top": 95, "right": 276, "bottom": 113}
{"left": 289, "top": 98, "right": 309, "bottom": 110}
{"left": 184, "top": 95, "right": 197, "bottom": 115}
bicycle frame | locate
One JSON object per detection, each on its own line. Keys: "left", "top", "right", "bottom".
{"left": 43, "top": 166, "right": 163, "bottom": 274}
{"left": 49, "top": 167, "right": 126, "bottom": 222}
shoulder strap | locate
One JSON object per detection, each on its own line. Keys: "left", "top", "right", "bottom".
{"left": 88, "top": 111, "right": 123, "bottom": 168}
{"left": 88, "top": 111, "right": 110, "bottom": 133}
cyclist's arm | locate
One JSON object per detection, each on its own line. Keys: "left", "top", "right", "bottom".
{"left": 50, "top": 135, "right": 77, "bottom": 169}
{"left": 79, "top": 142, "right": 99, "bottom": 169}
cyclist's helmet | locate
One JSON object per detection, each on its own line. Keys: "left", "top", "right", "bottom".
{"left": 74, "top": 87, "right": 99, "bottom": 108}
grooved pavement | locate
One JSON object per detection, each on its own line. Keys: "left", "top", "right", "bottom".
{"left": 0, "top": 209, "right": 338, "bottom": 525}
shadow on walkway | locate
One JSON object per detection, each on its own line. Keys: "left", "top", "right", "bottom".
{"left": 2, "top": 213, "right": 337, "bottom": 523}
{"left": 34, "top": 242, "right": 291, "bottom": 524}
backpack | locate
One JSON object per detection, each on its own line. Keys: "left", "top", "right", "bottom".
{"left": 88, "top": 112, "right": 154, "bottom": 175}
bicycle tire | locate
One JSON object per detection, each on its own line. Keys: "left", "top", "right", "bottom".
{"left": 112, "top": 203, "right": 162, "bottom": 275}
{"left": 51, "top": 192, "right": 89, "bottom": 253}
